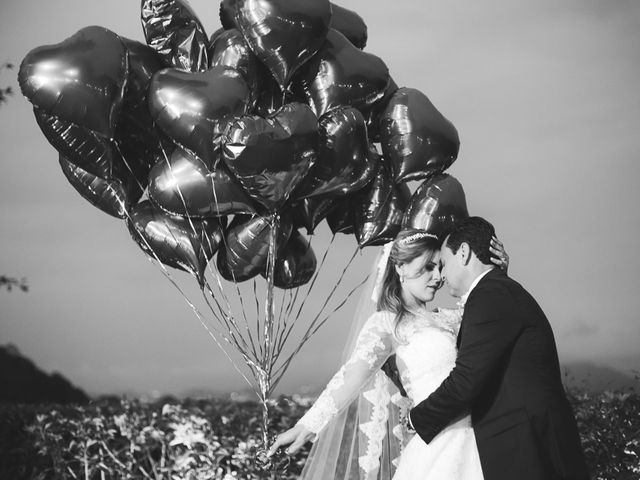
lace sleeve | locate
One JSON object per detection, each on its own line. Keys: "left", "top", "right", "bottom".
{"left": 297, "top": 312, "right": 395, "bottom": 434}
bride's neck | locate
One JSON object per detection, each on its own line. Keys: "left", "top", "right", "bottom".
{"left": 401, "top": 293, "right": 428, "bottom": 315}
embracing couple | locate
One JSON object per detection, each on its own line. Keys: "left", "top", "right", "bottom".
{"left": 269, "top": 216, "right": 589, "bottom": 480}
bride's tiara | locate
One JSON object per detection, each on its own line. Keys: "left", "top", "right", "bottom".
{"left": 398, "top": 232, "right": 439, "bottom": 245}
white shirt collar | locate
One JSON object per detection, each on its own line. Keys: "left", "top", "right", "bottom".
{"left": 457, "top": 268, "right": 494, "bottom": 308}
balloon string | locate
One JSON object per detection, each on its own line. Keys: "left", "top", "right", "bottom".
{"left": 123, "top": 208, "right": 258, "bottom": 395}
{"left": 118, "top": 135, "right": 259, "bottom": 394}
{"left": 287, "top": 233, "right": 335, "bottom": 333}
{"left": 271, "top": 245, "right": 361, "bottom": 383}
{"left": 200, "top": 268, "right": 257, "bottom": 361}
{"left": 271, "top": 272, "right": 369, "bottom": 393}
{"left": 156, "top": 141, "right": 259, "bottom": 366}
{"left": 226, "top": 266, "right": 261, "bottom": 359}
{"left": 200, "top": 233, "right": 254, "bottom": 358}
{"left": 253, "top": 278, "right": 263, "bottom": 358}
{"left": 153, "top": 145, "right": 254, "bottom": 361}
{"left": 274, "top": 233, "right": 334, "bottom": 360}
{"left": 263, "top": 214, "right": 279, "bottom": 386}
{"left": 274, "top": 281, "right": 288, "bottom": 340}
{"left": 279, "top": 232, "right": 316, "bottom": 339}
{"left": 199, "top": 284, "right": 259, "bottom": 366}
{"left": 209, "top": 262, "right": 261, "bottom": 360}
{"left": 207, "top": 161, "right": 261, "bottom": 360}
{"left": 194, "top": 232, "right": 255, "bottom": 358}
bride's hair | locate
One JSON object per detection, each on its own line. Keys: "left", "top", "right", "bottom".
{"left": 377, "top": 229, "right": 442, "bottom": 338}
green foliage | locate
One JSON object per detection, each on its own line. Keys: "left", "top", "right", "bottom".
{"left": 1, "top": 389, "right": 638, "bottom": 479}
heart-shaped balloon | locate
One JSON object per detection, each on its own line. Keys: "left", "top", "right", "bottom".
{"left": 219, "top": 1, "right": 366, "bottom": 49}
{"left": 262, "top": 230, "right": 317, "bottom": 289}
{"left": 219, "top": 0, "right": 235, "bottom": 29}
{"left": 217, "top": 214, "right": 293, "bottom": 282}
{"left": 362, "top": 76, "right": 399, "bottom": 142}
{"left": 149, "top": 66, "right": 251, "bottom": 164}
{"left": 223, "top": 102, "right": 319, "bottom": 212}
{"left": 326, "top": 196, "right": 355, "bottom": 235}
{"left": 116, "top": 38, "right": 168, "bottom": 185}
{"left": 227, "top": 0, "right": 332, "bottom": 90}
{"left": 329, "top": 3, "right": 368, "bottom": 49}
{"left": 121, "top": 38, "right": 166, "bottom": 116}
{"left": 141, "top": 0, "right": 209, "bottom": 72}
{"left": 149, "top": 147, "right": 256, "bottom": 217}
{"left": 380, "top": 87, "right": 460, "bottom": 183}
{"left": 296, "top": 29, "right": 390, "bottom": 118}
{"left": 209, "top": 29, "right": 261, "bottom": 107}
{"left": 209, "top": 27, "right": 225, "bottom": 45}
{"left": 59, "top": 155, "right": 133, "bottom": 218}
{"left": 290, "top": 197, "right": 337, "bottom": 235}
{"left": 34, "top": 108, "right": 115, "bottom": 179}
{"left": 402, "top": 173, "right": 468, "bottom": 236}
{"left": 297, "top": 106, "right": 375, "bottom": 198}
{"left": 19, "top": 26, "right": 127, "bottom": 138}
{"left": 355, "top": 160, "right": 410, "bottom": 247}
{"left": 252, "top": 68, "right": 303, "bottom": 117}
{"left": 128, "top": 200, "right": 224, "bottom": 284}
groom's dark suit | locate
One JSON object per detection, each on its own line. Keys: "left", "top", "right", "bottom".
{"left": 410, "top": 268, "right": 589, "bottom": 480}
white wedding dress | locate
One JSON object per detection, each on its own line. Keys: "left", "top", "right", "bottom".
{"left": 297, "top": 309, "right": 484, "bottom": 480}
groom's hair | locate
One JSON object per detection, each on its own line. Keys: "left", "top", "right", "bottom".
{"left": 445, "top": 216, "right": 495, "bottom": 265}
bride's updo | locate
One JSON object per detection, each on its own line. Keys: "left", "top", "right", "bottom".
{"left": 377, "top": 229, "right": 442, "bottom": 330}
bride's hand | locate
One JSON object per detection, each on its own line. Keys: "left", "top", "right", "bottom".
{"left": 267, "top": 423, "right": 314, "bottom": 457}
{"left": 490, "top": 236, "right": 510, "bottom": 273}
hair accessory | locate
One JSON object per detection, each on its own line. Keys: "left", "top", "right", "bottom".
{"left": 398, "top": 232, "right": 439, "bottom": 245}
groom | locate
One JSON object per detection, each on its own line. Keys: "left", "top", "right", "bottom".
{"left": 410, "top": 216, "right": 589, "bottom": 480}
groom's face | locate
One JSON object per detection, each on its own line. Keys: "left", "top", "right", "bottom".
{"left": 440, "top": 238, "right": 465, "bottom": 298}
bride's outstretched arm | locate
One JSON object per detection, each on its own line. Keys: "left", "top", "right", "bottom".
{"left": 268, "top": 312, "right": 394, "bottom": 456}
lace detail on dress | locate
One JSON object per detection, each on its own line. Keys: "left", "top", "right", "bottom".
{"left": 358, "top": 371, "right": 391, "bottom": 475}
{"left": 298, "top": 367, "right": 346, "bottom": 433}
{"left": 434, "top": 308, "right": 463, "bottom": 336}
{"left": 390, "top": 392, "right": 414, "bottom": 468}
{"left": 297, "top": 312, "right": 394, "bottom": 435}
{"left": 349, "top": 312, "right": 391, "bottom": 368}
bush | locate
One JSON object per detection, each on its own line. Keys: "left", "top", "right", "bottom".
{"left": 0, "top": 389, "right": 638, "bottom": 479}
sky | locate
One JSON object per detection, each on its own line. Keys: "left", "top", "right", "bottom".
{"left": 1, "top": 0, "right": 639, "bottom": 397}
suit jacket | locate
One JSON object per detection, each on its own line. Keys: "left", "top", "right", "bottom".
{"left": 409, "top": 268, "right": 589, "bottom": 480}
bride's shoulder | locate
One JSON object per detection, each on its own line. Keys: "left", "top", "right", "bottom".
{"left": 366, "top": 310, "right": 395, "bottom": 331}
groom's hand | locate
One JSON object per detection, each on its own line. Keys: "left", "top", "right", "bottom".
{"left": 267, "top": 423, "right": 314, "bottom": 457}
{"left": 490, "top": 236, "right": 509, "bottom": 272}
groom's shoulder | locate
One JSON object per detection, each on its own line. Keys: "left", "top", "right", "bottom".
{"left": 475, "top": 269, "right": 533, "bottom": 303}
{"left": 472, "top": 270, "right": 522, "bottom": 301}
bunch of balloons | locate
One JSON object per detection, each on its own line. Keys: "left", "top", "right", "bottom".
{"left": 19, "top": 0, "right": 468, "bottom": 463}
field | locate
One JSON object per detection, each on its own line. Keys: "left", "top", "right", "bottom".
{"left": 0, "top": 389, "right": 638, "bottom": 480}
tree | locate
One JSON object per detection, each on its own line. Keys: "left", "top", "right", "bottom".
{"left": 0, "top": 276, "right": 28, "bottom": 292}
{"left": 0, "top": 62, "right": 13, "bottom": 105}
{"left": 0, "top": 62, "right": 25, "bottom": 292}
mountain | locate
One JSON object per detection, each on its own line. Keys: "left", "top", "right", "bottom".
{"left": 561, "top": 362, "right": 638, "bottom": 393}
{"left": 0, "top": 344, "right": 89, "bottom": 404}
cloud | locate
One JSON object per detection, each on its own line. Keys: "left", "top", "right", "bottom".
{"left": 561, "top": 319, "right": 599, "bottom": 338}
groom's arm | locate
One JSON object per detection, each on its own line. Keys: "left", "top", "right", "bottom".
{"left": 409, "top": 284, "right": 523, "bottom": 444}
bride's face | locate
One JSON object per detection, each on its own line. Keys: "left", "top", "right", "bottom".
{"left": 397, "top": 250, "right": 442, "bottom": 305}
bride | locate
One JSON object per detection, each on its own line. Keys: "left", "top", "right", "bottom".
{"left": 268, "top": 229, "right": 509, "bottom": 479}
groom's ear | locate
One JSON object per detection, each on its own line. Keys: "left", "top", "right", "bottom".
{"left": 460, "top": 242, "right": 471, "bottom": 266}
